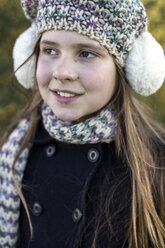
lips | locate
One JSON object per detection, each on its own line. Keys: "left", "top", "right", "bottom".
{"left": 50, "top": 89, "right": 82, "bottom": 103}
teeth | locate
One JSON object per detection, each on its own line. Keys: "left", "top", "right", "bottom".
{"left": 57, "top": 91, "right": 76, "bottom": 97}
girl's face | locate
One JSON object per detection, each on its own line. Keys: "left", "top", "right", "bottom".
{"left": 36, "top": 30, "right": 117, "bottom": 122}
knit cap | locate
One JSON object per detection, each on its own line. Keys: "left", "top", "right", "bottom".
{"left": 13, "top": 0, "right": 165, "bottom": 96}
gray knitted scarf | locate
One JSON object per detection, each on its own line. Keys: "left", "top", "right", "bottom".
{"left": 0, "top": 103, "right": 117, "bottom": 247}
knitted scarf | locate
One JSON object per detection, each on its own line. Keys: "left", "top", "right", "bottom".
{"left": 0, "top": 103, "right": 117, "bottom": 247}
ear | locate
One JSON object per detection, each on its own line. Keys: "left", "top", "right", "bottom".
{"left": 13, "top": 24, "right": 38, "bottom": 89}
{"left": 125, "top": 32, "right": 165, "bottom": 96}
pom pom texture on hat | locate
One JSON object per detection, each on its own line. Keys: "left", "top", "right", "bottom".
{"left": 125, "top": 32, "right": 165, "bottom": 96}
{"left": 13, "top": 24, "right": 38, "bottom": 89}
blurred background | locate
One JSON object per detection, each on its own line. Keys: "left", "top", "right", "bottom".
{"left": 0, "top": 0, "right": 165, "bottom": 135}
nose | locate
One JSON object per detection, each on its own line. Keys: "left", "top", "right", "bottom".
{"left": 52, "top": 56, "right": 78, "bottom": 81}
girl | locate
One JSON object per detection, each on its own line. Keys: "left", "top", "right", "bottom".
{"left": 0, "top": 0, "right": 165, "bottom": 247}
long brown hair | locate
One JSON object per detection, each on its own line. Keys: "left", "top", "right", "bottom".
{"left": 114, "top": 63, "right": 165, "bottom": 248}
{"left": 83, "top": 62, "right": 165, "bottom": 248}
{"left": 0, "top": 40, "right": 165, "bottom": 247}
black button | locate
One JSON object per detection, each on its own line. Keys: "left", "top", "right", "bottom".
{"left": 88, "top": 148, "right": 100, "bottom": 163}
{"left": 32, "top": 202, "right": 43, "bottom": 216}
{"left": 45, "top": 145, "right": 56, "bottom": 157}
{"left": 72, "top": 208, "right": 82, "bottom": 222}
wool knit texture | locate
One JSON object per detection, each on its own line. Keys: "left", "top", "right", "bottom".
{"left": 21, "top": 0, "right": 147, "bottom": 67}
{"left": 0, "top": 119, "right": 31, "bottom": 248}
{"left": 0, "top": 103, "right": 116, "bottom": 247}
{"left": 42, "top": 103, "right": 117, "bottom": 144}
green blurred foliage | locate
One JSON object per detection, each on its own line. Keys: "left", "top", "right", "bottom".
{"left": 140, "top": 0, "right": 165, "bottom": 125}
{"left": 0, "top": 0, "right": 29, "bottom": 134}
{"left": 0, "top": 0, "right": 165, "bottom": 136}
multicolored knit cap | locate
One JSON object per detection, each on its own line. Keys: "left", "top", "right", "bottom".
{"left": 13, "top": 0, "right": 165, "bottom": 96}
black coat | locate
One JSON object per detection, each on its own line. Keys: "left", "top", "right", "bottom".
{"left": 17, "top": 119, "right": 132, "bottom": 248}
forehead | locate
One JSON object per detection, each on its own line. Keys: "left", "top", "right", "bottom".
{"left": 41, "top": 30, "right": 107, "bottom": 51}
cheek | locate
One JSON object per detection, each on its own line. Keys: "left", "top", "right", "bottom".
{"left": 36, "top": 59, "right": 52, "bottom": 87}
{"left": 81, "top": 63, "right": 116, "bottom": 92}
{"left": 83, "top": 61, "right": 116, "bottom": 101}
{"left": 81, "top": 65, "right": 103, "bottom": 90}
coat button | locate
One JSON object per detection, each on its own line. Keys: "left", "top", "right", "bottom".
{"left": 45, "top": 145, "right": 56, "bottom": 157}
{"left": 32, "top": 202, "right": 43, "bottom": 216}
{"left": 72, "top": 208, "right": 82, "bottom": 222}
{"left": 88, "top": 148, "right": 100, "bottom": 163}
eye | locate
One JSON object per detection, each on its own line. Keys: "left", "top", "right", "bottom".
{"left": 79, "top": 51, "right": 96, "bottom": 59}
{"left": 41, "top": 47, "right": 57, "bottom": 55}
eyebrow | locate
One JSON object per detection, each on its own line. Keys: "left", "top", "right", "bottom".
{"left": 40, "top": 40, "right": 107, "bottom": 53}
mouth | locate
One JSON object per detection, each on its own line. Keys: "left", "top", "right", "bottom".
{"left": 50, "top": 89, "right": 82, "bottom": 103}
{"left": 56, "top": 91, "right": 77, "bottom": 98}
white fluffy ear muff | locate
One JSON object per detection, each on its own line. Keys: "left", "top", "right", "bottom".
{"left": 13, "top": 23, "right": 38, "bottom": 89}
{"left": 125, "top": 32, "right": 165, "bottom": 96}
